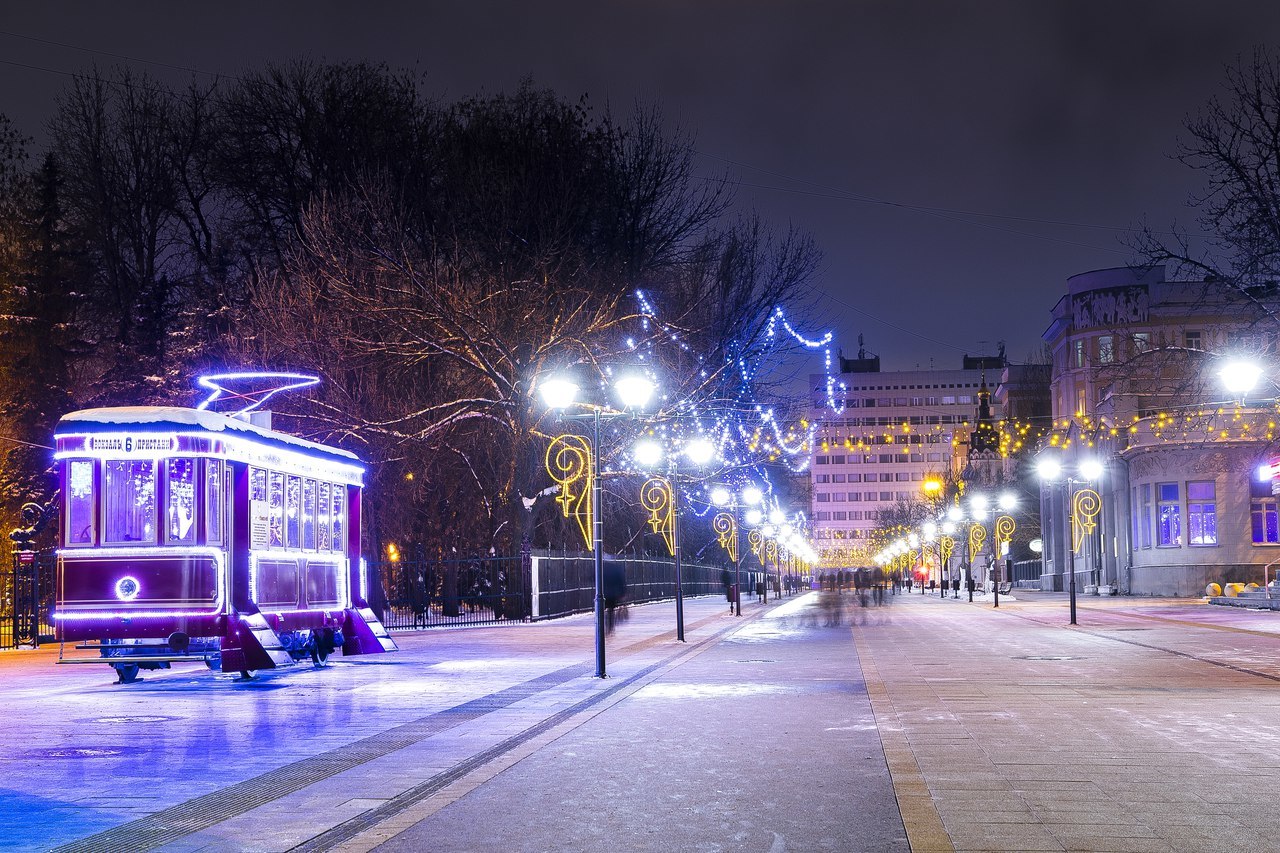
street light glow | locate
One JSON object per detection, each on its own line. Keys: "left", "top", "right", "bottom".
{"left": 710, "top": 485, "right": 731, "bottom": 506}
{"left": 745, "top": 508, "right": 763, "bottom": 526}
{"left": 1220, "top": 359, "right": 1263, "bottom": 397}
{"left": 946, "top": 505, "right": 963, "bottom": 522}
{"left": 684, "top": 437, "right": 716, "bottom": 466}
{"left": 998, "top": 492, "right": 1018, "bottom": 511}
{"left": 614, "top": 374, "right": 656, "bottom": 409}
{"left": 538, "top": 376, "right": 579, "bottom": 409}
{"left": 970, "top": 494, "right": 989, "bottom": 512}
{"left": 1036, "top": 457, "right": 1062, "bottom": 481}
{"left": 769, "top": 508, "right": 785, "bottom": 525}
{"left": 742, "top": 485, "right": 763, "bottom": 505}
{"left": 633, "top": 439, "right": 663, "bottom": 468}
{"left": 1079, "top": 458, "right": 1104, "bottom": 481}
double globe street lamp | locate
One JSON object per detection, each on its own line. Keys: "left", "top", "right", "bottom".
{"left": 539, "top": 371, "right": 656, "bottom": 678}
{"left": 710, "top": 483, "right": 764, "bottom": 616}
{"left": 1036, "top": 456, "right": 1103, "bottom": 626}
{"left": 633, "top": 435, "right": 718, "bottom": 640}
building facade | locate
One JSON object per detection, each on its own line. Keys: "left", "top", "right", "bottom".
{"left": 809, "top": 353, "right": 1005, "bottom": 568}
{"left": 1038, "top": 265, "right": 1279, "bottom": 595}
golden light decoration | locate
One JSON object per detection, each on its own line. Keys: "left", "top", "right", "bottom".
{"left": 748, "top": 528, "right": 763, "bottom": 562}
{"left": 546, "top": 434, "right": 593, "bottom": 550}
{"left": 995, "top": 515, "right": 1016, "bottom": 555}
{"left": 940, "top": 535, "right": 954, "bottom": 565}
{"left": 968, "top": 522, "right": 986, "bottom": 563}
{"left": 1071, "top": 488, "right": 1101, "bottom": 553}
{"left": 765, "top": 539, "right": 778, "bottom": 566}
{"left": 640, "top": 477, "right": 675, "bottom": 556}
{"left": 712, "top": 512, "right": 738, "bottom": 562}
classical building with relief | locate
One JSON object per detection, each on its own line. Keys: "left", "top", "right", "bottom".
{"left": 1038, "top": 266, "right": 1280, "bottom": 596}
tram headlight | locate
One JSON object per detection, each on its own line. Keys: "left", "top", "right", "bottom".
{"left": 115, "top": 576, "right": 141, "bottom": 601}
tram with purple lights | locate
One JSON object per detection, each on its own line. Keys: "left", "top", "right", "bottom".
{"left": 53, "top": 406, "right": 396, "bottom": 682}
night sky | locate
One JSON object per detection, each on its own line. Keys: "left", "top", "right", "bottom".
{"left": 4, "top": 2, "right": 1280, "bottom": 371}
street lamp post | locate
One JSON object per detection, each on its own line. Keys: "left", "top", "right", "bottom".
{"left": 1037, "top": 457, "right": 1102, "bottom": 627}
{"left": 635, "top": 434, "right": 716, "bottom": 641}
{"left": 714, "top": 484, "right": 763, "bottom": 617}
{"left": 540, "top": 373, "right": 654, "bottom": 678}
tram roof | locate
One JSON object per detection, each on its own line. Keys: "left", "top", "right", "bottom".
{"left": 56, "top": 406, "right": 361, "bottom": 463}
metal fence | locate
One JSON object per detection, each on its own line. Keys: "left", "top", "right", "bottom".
{"left": 0, "top": 550, "right": 56, "bottom": 650}
{"left": 373, "top": 551, "right": 738, "bottom": 630}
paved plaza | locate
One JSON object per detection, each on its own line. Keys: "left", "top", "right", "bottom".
{"left": 5, "top": 588, "right": 1280, "bottom": 852}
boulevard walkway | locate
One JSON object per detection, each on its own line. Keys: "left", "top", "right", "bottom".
{"left": 8, "top": 588, "right": 1280, "bottom": 851}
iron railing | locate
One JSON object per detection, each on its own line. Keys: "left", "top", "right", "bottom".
{"left": 0, "top": 550, "right": 55, "bottom": 650}
{"left": 372, "top": 551, "right": 741, "bottom": 629}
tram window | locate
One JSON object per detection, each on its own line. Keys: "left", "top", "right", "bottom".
{"left": 285, "top": 475, "right": 301, "bottom": 548}
{"left": 302, "top": 478, "right": 316, "bottom": 550}
{"left": 103, "top": 459, "right": 156, "bottom": 544}
{"left": 317, "top": 483, "right": 332, "bottom": 550}
{"left": 166, "top": 459, "right": 197, "bottom": 544}
{"left": 249, "top": 467, "right": 269, "bottom": 549}
{"left": 206, "top": 460, "right": 223, "bottom": 545}
{"left": 66, "top": 459, "right": 95, "bottom": 546}
{"left": 332, "top": 484, "right": 344, "bottom": 552}
{"left": 269, "top": 471, "right": 285, "bottom": 548}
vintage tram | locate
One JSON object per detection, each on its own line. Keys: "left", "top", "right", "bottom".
{"left": 53, "top": 406, "right": 396, "bottom": 682}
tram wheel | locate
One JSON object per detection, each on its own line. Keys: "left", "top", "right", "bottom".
{"left": 310, "top": 646, "right": 330, "bottom": 668}
{"left": 113, "top": 663, "right": 140, "bottom": 684}
{"left": 239, "top": 670, "right": 256, "bottom": 680}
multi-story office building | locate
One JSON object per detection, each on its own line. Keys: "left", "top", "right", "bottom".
{"left": 809, "top": 352, "right": 1005, "bottom": 567}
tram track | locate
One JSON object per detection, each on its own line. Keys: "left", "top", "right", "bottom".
{"left": 52, "top": 608, "right": 753, "bottom": 853}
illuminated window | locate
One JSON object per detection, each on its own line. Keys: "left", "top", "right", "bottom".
{"left": 302, "top": 479, "right": 317, "bottom": 550}
{"left": 332, "top": 485, "right": 345, "bottom": 552}
{"left": 103, "top": 459, "right": 156, "bottom": 545}
{"left": 1073, "top": 339, "right": 1085, "bottom": 368}
{"left": 318, "top": 482, "right": 332, "bottom": 550}
{"left": 1187, "top": 481, "right": 1217, "bottom": 546}
{"left": 250, "top": 467, "right": 269, "bottom": 548}
{"left": 285, "top": 475, "right": 301, "bottom": 547}
{"left": 1133, "top": 333, "right": 1151, "bottom": 353}
{"left": 166, "top": 458, "right": 197, "bottom": 545}
{"left": 269, "top": 471, "right": 285, "bottom": 548}
{"left": 206, "top": 460, "right": 223, "bottom": 545}
{"left": 1098, "top": 335, "right": 1114, "bottom": 364}
{"left": 66, "top": 459, "right": 95, "bottom": 546}
{"left": 1157, "top": 483, "right": 1181, "bottom": 547}
{"left": 1251, "top": 478, "right": 1279, "bottom": 544}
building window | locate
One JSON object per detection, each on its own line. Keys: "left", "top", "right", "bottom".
{"left": 1133, "top": 332, "right": 1151, "bottom": 353}
{"left": 1187, "top": 481, "right": 1217, "bottom": 546}
{"left": 1075, "top": 387, "right": 1087, "bottom": 417}
{"left": 832, "top": 455, "right": 845, "bottom": 464}
{"left": 1157, "top": 482, "right": 1181, "bottom": 547}
{"left": 832, "top": 473, "right": 846, "bottom": 483}
{"left": 816, "top": 493, "right": 831, "bottom": 503}
{"left": 1139, "top": 483, "right": 1152, "bottom": 549}
{"left": 1185, "top": 330, "right": 1202, "bottom": 351}
{"left": 815, "top": 474, "right": 830, "bottom": 483}
{"left": 895, "top": 473, "right": 911, "bottom": 482}
{"left": 879, "top": 491, "right": 893, "bottom": 501}
{"left": 1251, "top": 478, "right": 1280, "bottom": 544}
{"left": 1073, "top": 339, "right": 1085, "bottom": 368}
{"left": 815, "top": 456, "right": 829, "bottom": 465}
{"left": 1098, "top": 335, "right": 1114, "bottom": 364}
